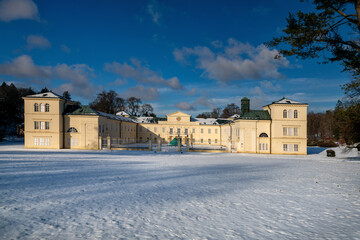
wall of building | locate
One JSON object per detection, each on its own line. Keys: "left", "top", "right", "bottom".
{"left": 265, "top": 104, "right": 308, "bottom": 155}
{"left": 64, "top": 115, "right": 100, "bottom": 149}
{"left": 23, "top": 97, "right": 65, "bottom": 149}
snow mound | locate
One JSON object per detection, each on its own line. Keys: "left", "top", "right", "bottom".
{"left": 320, "top": 146, "right": 360, "bottom": 158}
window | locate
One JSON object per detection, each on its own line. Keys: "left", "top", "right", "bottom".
{"left": 266, "top": 143, "right": 268, "bottom": 150}
{"left": 67, "top": 127, "right": 78, "bottom": 133}
{"left": 185, "top": 128, "right": 188, "bottom": 134}
{"left": 45, "top": 103, "right": 49, "bottom": 112}
{"left": 170, "top": 128, "right": 173, "bottom": 134}
{"left": 208, "top": 139, "right": 211, "bottom": 144}
{"left": 289, "top": 144, "right": 294, "bottom": 152}
{"left": 208, "top": 129, "right": 211, "bottom": 134}
{"left": 177, "top": 128, "right": 181, "bottom": 134}
{"left": 294, "top": 128, "right": 298, "bottom": 136}
{"left": 283, "top": 109, "right": 287, "bottom": 118}
{"left": 162, "top": 127, "right": 165, "bottom": 133}
{"left": 201, "top": 139, "right": 203, "bottom": 143}
{"left": 283, "top": 127, "right": 287, "bottom": 136}
{"left": 99, "top": 125, "right": 101, "bottom": 133}
{"left": 288, "top": 109, "right": 293, "bottom": 119}
{"left": 34, "top": 138, "right": 39, "bottom": 145}
{"left": 259, "top": 143, "right": 262, "bottom": 150}
{"left": 40, "top": 103, "right": 45, "bottom": 112}
{"left": 34, "top": 121, "right": 39, "bottom": 129}
{"left": 154, "top": 137, "right": 157, "bottom": 142}
{"left": 288, "top": 128, "right": 293, "bottom": 136}
{"left": 215, "top": 129, "right": 218, "bottom": 134}
{"left": 201, "top": 128, "right": 204, "bottom": 134}
{"left": 294, "top": 110, "right": 298, "bottom": 118}
{"left": 192, "top": 128, "right": 195, "bottom": 134}
{"left": 283, "top": 144, "right": 288, "bottom": 152}
{"left": 102, "top": 125, "right": 104, "bottom": 133}
{"left": 70, "top": 138, "right": 78, "bottom": 146}
{"left": 259, "top": 133, "right": 268, "bottom": 137}
{"left": 34, "top": 103, "right": 39, "bottom": 112}
{"left": 40, "top": 138, "right": 45, "bottom": 146}
{"left": 215, "top": 139, "right": 218, "bottom": 143}
{"left": 154, "top": 127, "right": 157, "bottom": 132}
{"left": 45, "top": 122, "right": 50, "bottom": 130}
{"left": 294, "top": 144, "right": 299, "bottom": 152}
{"left": 140, "top": 137, "right": 143, "bottom": 142}
{"left": 40, "top": 121, "right": 45, "bottom": 130}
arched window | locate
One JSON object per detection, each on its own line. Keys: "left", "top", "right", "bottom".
{"left": 40, "top": 103, "right": 45, "bottom": 112}
{"left": 259, "top": 133, "right": 269, "bottom": 137}
{"left": 283, "top": 109, "right": 287, "bottom": 118}
{"left": 34, "top": 103, "right": 39, "bottom": 112}
{"left": 288, "top": 109, "right": 293, "bottom": 119}
{"left": 294, "top": 110, "right": 298, "bottom": 118}
{"left": 45, "top": 103, "right": 50, "bottom": 112}
{"left": 67, "top": 127, "right": 78, "bottom": 133}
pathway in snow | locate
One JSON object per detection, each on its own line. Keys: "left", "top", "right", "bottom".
{"left": 0, "top": 144, "right": 359, "bottom": 239}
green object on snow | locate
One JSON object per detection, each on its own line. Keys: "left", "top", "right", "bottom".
{"left": 168, "top": 137, "right": 178, "bottom": 146}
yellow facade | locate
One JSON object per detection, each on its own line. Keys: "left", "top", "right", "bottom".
{"left": 23, "top": 93, "right": 308, "bottom": 155}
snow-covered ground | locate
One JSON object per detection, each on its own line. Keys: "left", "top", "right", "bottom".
{"left": 0, "top": 143, "right": 359, "bottom": 239}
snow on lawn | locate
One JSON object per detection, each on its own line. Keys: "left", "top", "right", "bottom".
{"left": 0, "top": 144, "right": 360, "bottom": 239}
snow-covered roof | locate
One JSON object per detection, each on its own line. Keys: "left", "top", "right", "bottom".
{"left": 229, "top": 114, "right": 240, "bottom": 119}
{"left": 25, "top": 91, "right": 64, "bottom": 99}
{"left": 116, "top": 111, "right": 130, "bottom": 116}
{"left": 271, "top": 97, "right": 306, "bottom": 105}
{"left": 134, "top": 117, "right": 154, "bottom": 123}
{"left": 194, "top": 118, "right": 219, "bottom": 125}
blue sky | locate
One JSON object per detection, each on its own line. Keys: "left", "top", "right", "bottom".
{"left": 0, "top": 0, "right": 352, "bottom": 116}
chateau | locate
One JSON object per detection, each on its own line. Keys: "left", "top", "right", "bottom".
{"left": 23, "top": 92, "right": 308, "bottom": 154}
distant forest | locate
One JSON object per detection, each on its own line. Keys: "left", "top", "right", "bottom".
{"left": 0, "top": 82, "right": 359, "bottom": 145}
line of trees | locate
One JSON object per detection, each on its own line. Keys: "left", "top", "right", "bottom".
{"left": 196, "top": 104, "right": 240, "bottom": 118}
{"left": 89, "top": 90, "right": 155, "bottom": 117}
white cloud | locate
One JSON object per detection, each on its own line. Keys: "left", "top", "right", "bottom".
{"left": 124, "top": 85, "right": 159, "bottom": 101}
{"left": 26, "top": 35, "right": 51, "bottom": 50}
{"left": 175, "top": 102, "right": 195, "bottom": 111}
{"left": 260, "top": 80, "right": 281, "bottom": 91}
{"left": 0, "top": 0, "right": 39, "bottom": 22}
{"left": 249, "top": 86, "right": 265, "bottom": 96}
{"left": 173, "top": 38, "right": 289, "bottom": 83}
{"left": 147, "top": 0, "right": 161, "bottom": 24}
{"left": 0, "top": 55, "right": 97, "bottom": 98}
{"left": 196, "top": 96, "right": 215, "bottom": 109}
{"left": 186, "top": 87, "right": 197, "bottom": 96}
{"left": 60, "top": 44, "right": 71, "bottom": 53}
{"left": 104, "top": 58, "right": 183, "bottom": 90}
{"left": 0, "top": 55, "right": 51, "bottom": 79}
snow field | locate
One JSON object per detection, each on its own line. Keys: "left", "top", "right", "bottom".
{"left": 0, "top": 144, "right": 359, "bottom": 239}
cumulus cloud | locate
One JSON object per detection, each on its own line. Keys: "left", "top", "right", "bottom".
{"left": 0, "top": 0, "right": 39, "bottom": 22}
{"left": 0, "top": 55, "right": 97, "bottom": 98}
{"left": 196, "top": 96, "right": 215, "bottom": 109}
{"left": 173, "top": 38, "right": 289, "bottom": 83}
{"left": 0, "top": 55, "right": 51, "bottom": 79}
{"left": 124, "top": 85, "right": 159, "bottom": 101}
{"left": 175, "top": 102, "right": 195, "bottom": 111}
{"left": 104, "top": 58, "right": 183, "bottom": 90}
{"left": 147, "top": 0, "right": 161, "bottom": 24}
{"left": 26, "top": 35, "right": 51, "bottom": 50}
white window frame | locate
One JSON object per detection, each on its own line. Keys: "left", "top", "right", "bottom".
{"left": 294, "top": 144, "right": 299, "bottom": 152}
{"left": 283, "top": 127, "right": 287, "bottom": 136}
{"left": 34, "top": 137, "right": 39, "bottom": 145}
{"left": 288, "top": 109, "right": 293, "bottom": 119}
{"left": 289, "top": 144, "right": 293, "bottom": 152}
{"left": 40, "top": 121, "right": 45, "bottom": 130}
{"left": 288, "top": 128, "right": 293, "bottom": 136}
{"left": 40, "top": 103, "right": 45, "bottom": 112}
{"left": 283, "top": 144, "right": 288, "bottom": 152}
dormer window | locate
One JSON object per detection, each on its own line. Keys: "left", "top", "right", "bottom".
{"left": 40, "top": 103, "right": 44, "bottom": 112}
{"left": 34, "top": 103, "right": 39, "bottom": 112}
{"left": 283, "top": 109, "right": 287, "bottom": 118}
{"left": 45, "top": 103, "right": 49, "bottom": 112}
{"left": 294, "top": 110, "right": 298, "bottom": 118}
